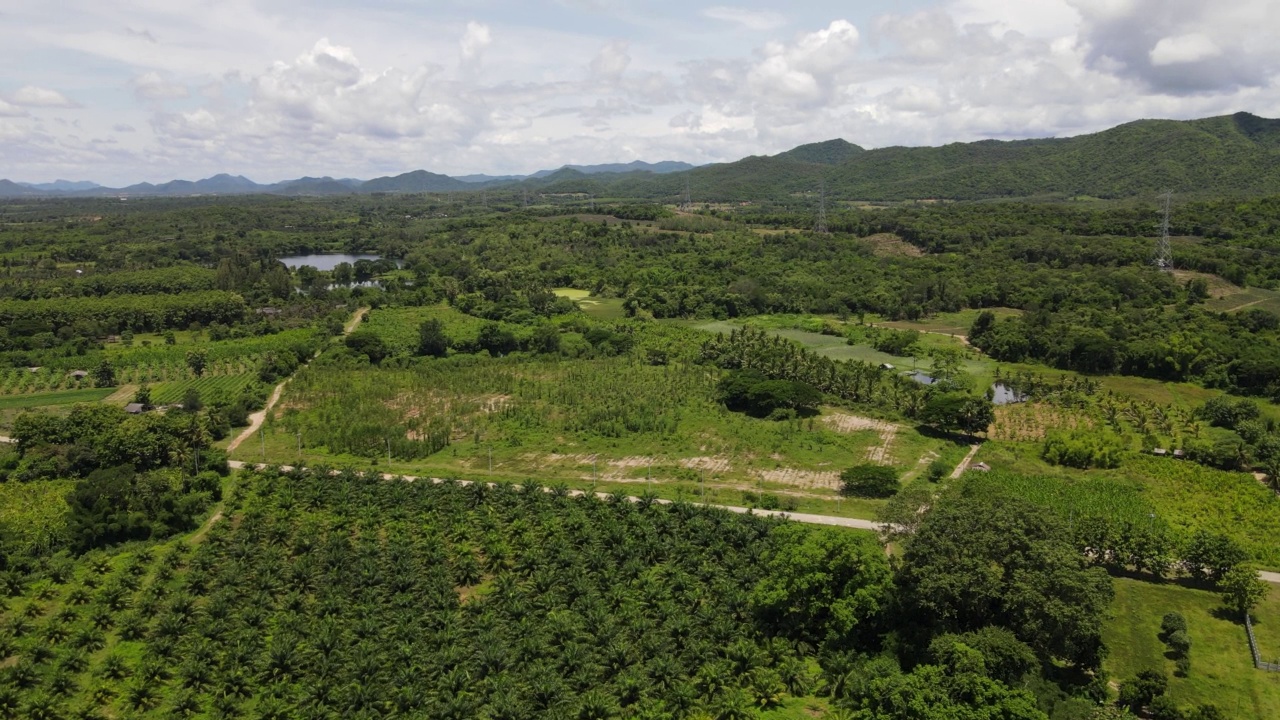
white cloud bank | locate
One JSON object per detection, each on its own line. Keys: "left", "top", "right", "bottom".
{"left": 0, "top": 0, "right": 1278, "bottom": 184}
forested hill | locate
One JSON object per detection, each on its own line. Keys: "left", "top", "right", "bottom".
{"left": 586, "top": 112, "right": 1280, "bottom": 202}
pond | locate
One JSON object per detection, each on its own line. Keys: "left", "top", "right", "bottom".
{"left": 990, "top": 382, "right": 1028, "bottom": 405}
{"left": 279, "top": 253, "right": 385, "bottom": 271}
{"left": 906, "top": 371, "right": 938, "bottom": 386}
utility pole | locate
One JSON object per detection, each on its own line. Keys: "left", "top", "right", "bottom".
{"left": 488, "top": 446, "right": 493, "bottom": 473}
{"left": 260, "top": 427, "right": 265, "bottom": 462}
{"left": 386, "top": 438, "right": 391, "bottom": 465}
{"left": 1154, "top": 190, "right": 1173, "bottom": 271}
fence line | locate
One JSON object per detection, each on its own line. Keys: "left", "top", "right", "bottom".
{"left": 1245, "top": 613, "right": 1280, "bottom": 672}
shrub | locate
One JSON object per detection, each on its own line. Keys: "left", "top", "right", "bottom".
{"left": 1160, "top": 612, "right": 1187, "bottom": 637}
{"left": 840, "top": 464, "right": 899, "bottom": 498}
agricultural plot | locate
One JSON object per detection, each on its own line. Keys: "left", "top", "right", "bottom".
{"left": 0, "top": 467, "right": 836, "bottom": 719}
{"left": 0, "top": 388, "right": 114, "bottom": 410}
{"left": 360, "top": 304, "right": 525, "bottom": 355}
{"left": 245, "top": 354, "right": 955, "bottom": 514}
{"left": 148, "top": 375, "right": 260, "bottom": 407}
{"left": 0, "top": 479, "right": 72, "bottom": 554}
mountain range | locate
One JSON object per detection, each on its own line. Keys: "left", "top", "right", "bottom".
{"left": 3, "top": 113, "right": 1279, "bottom": 201}
{"left": 0, "top": 160, "right": 696, "bottom": 199}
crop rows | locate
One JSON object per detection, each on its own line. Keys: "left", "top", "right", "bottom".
{"left": 0, "top": 468, "right": 812, "bottom": 720}
{"left": 148, "top": 375, "right": 260, "bottom": 407}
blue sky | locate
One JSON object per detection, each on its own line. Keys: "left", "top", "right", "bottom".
{"left": 2, "top": 0, "right": 1277, "bottom": 185}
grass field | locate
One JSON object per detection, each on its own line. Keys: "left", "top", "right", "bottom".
{"left": 1172, "top": 269, "right": 1280, "bottom": 315}
{"left": 554, "top": 288, "right": 626, "bottom": 319}
{"left": 0, "top": 387, "right": 114, "bottom": 410}
{"left": 1105, "top": 578, "right": 1280, "bottom": 719}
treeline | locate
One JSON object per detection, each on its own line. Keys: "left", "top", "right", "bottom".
{"left": 971, "top": 307, "right": 1280, "bottom": 399}
{"left": 0, "top": 291, "right": 247, "bottom": 334}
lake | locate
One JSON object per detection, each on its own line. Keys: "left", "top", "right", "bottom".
{"left": 280, "top": 253, "right": 384, "bottom": 271}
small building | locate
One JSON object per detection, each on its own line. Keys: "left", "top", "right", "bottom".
{"left": 69, "top": 370, "right": 89, "bottom": 380}
{"left": 124, "top": 403, "right": 145, "bottom": 414}
{"left": 1152, "top": 448, "right": 1168, "bottom": 457}
{"left": 104, "top": 335, "right": 121, "bottom": 344}
{"left": 879, "top": 363, "right": 895, "bottom": 371}
{"left": 27, "top": 367, "right": 41, "bottom": 373}
{"left": 1172, "top": 449, "right": 1186, "bottom": 459}
{"left": 256, "top": 307, "right": 282, "bottom": 317}
{"left": 970, "top": 462, "right": 991, "bottom": 472}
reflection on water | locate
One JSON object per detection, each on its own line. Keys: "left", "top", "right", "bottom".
{"left": 280, "top": 253, "right": 385, "bottom": 271}
{"left": 991, "top": 382, "right": 1027, "bottom": 405}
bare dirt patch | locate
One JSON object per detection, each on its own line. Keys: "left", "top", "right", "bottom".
{"left": 822, "top": 413, "right": 900, "bottom": 464}
{"left": 680, "top": 456, "right": 732, "bottom": 473}
{"left": 752, "top": 468, "right": 841, "bottom": 490}
{"left": 861, "top": 232, "right": 923, "bottom": 257}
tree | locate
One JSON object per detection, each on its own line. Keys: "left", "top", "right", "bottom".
{"left": 134, "top": 383, "right": 152, "bottom": 408}
{"left": 919, "top": 393, "right": 994, "bottom": 436}
{"left": 840, "top": 464, "right": 899, "bottom": 498}
{"left": 477, "top": 323, "right": 518, "bottom": 356}
{"left": 185, "top": 348, "right": 208, "bottom": 378}
{"left": 1182, "top": 530, "right": 1247, "bottom": 583}
{"left": 1219, "top": 563, "right": 1267, "bottom": 617}
{"left": 1118, "top": 669, "right": 1167, "bottom": 713}
{"left": 416, "top": 319, "right": 449, "bottom": 358}
{"left": 750, "top": 524, "right": 891, "bottom": 644}
{"left": 895, "top": 488, "right": 1113, "bottom": 669}
{"left": 345, "top": 329, "right": 389, "bottom": 365}
{"left": 92, "top": 359, "right": 116, "bottom": 388}
{"left": 181, "top": 388, "right": 203, "bottom": 413}
{"left": 531, "top": 321, "right": 561, "bottom": 355}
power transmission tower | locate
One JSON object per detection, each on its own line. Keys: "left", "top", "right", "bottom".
{"left": 814, "top": 182, "right": 829, "bottom": 234}
{"left": 1154, "top": 190, "right": 1173, "bottom": 271}
{"left": 680, "top": 176, "right": 692, "bottom": 211}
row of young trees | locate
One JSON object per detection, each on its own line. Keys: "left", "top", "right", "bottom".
{"left": 0, "top": 465, "right": 1125, "bottom": 719}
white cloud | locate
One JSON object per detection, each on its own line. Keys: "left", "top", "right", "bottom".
{"left": 590, "top": 40, "right": 631, "bottom": 82}
{"left": 460, "top": 21, "right": 492, "bottom": 65}
{"left": 10, "top": 86, "right": 79, "bottom": 108}
{"left": 748, "top": 20, "right": 860, "bottom": 104}
{"left": 0, "top": 100, "right": 29, "bottom": 117}
{"left": 1, "top": 0, "right": 1279, "bottom": 185}
{"left": 703, "top": 6, "right": 787, "bottom": 31}
{"left": 131, "top": 72, "right": 189, "bottom": 100}
{"left": 1149, "top": 33, "right": 1221, "bottom": 66}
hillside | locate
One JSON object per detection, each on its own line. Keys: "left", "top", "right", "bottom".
{"left": 591, "top": 112, "right": 1280, "bottom": 202}
{"left": 359, "top": 169, "right": 470, "bottom": 193}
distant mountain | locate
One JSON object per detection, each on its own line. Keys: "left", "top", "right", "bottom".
{"left": 0, "top": 179, "right": 40, "bottom": 197}
{"left": 547, "top": 160, "right": 696, "bottom": 177}
{"left": 454, "top": 173, "right": 527, "bottom": 184}
{"left": 270, "top": 177, "right": 361, "bottom": 195}
{"left": 5, "top": 114, "right": 1278, "bottom": 201}
{"left": 775, "top": 139, "right": 864, "bottom": 165}
{"left": 118, "top": 174, "right": 262, "bottom": 196}
{"left": 360, "top": 169, "right": 470, "bottom": 193}
{"left": 587, "top": 112, "right": 1280, "bottom": 202}
{"left": 17, "top": 180, "right": 101, "bottom": 192}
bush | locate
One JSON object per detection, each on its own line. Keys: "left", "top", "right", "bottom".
{"left": 1160, "top": 612, "right": 1187, "bottom": 637}
{"left": 1197, "top": 395, "right": 1260, "bottom": 429}
{"left": 926, "top": 459, "right": 949, "bottom": 483}
{"left": 840, "top": 464, "right": 899, "bottom": 498}
{"left": 1175, "top": 655, "right": 1191, "bottom": 677}
{"left": 1165, "top": 629, "right": 1191, "bottom": 655}
{"left": 1149, "top": 694, "right": 1184, "bottom": 720}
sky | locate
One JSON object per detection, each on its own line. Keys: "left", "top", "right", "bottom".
{"left": 2, "top": 0, "right": 1278, "bottom": 185}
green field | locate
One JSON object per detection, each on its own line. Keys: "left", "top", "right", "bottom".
{"left": 0, "top": 387, "right": 114, "bottom": 410}
{"left": 554, "top": 288, "right": 627, "bottom": 319}
{"left": 1105, "top": 578, "right": 1280, "bottom": 719}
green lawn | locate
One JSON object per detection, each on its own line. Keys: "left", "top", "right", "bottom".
{"left": 1105, "top": 578, "right": 1280, "bottom": 719}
